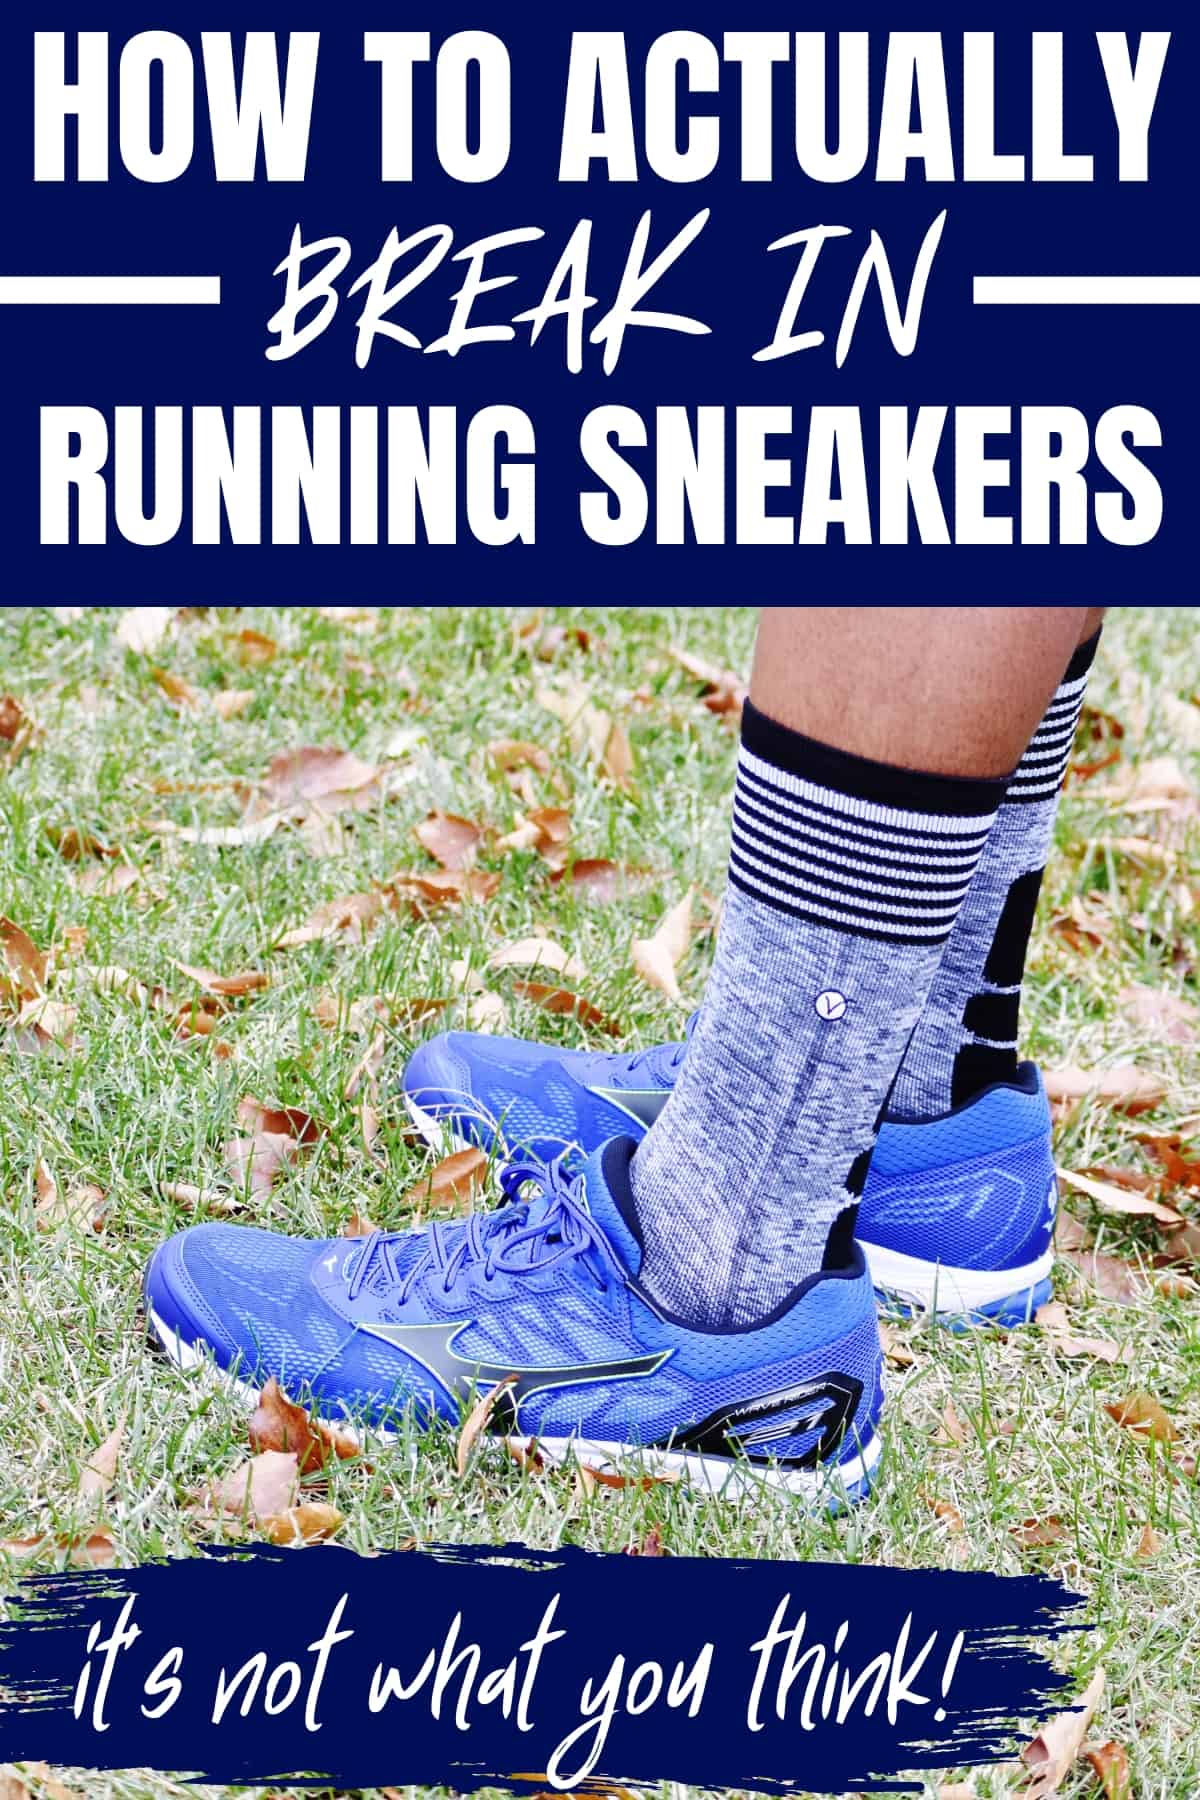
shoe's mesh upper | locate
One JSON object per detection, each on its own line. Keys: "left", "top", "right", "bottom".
{"left": 860, "top": 1133, "right": 1056, "bottom": 1270}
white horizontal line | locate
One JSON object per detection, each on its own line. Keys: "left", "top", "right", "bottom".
{"left": 974, "top": 275, "right": 1200, "bottom": 305}
{"left": 0, "top": 276, "right": 220, "bottom": 305}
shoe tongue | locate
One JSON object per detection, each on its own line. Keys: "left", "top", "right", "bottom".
{"left": 578, "top": 1138, "right": 643, "bottom": 1276}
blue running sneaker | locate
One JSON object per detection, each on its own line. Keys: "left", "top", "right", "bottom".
{"left": 403, "top": 1027, "right": 1056, "bottom": 1329}
{"left": 145, "top": 1139, "right": 883, "bottom": 1502}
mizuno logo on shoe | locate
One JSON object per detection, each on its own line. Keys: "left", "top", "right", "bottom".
{"left": 589, "top": 1086, "right": 671, "bottom": 1130}
{"left": 357, "top": 1319, "right": 670, "bottom": 1426}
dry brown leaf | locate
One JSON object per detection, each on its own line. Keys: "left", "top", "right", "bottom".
{"left": 238, "top": 1097, "right": 322, "bottom": 1145}
{"left": 602, "top": 719, "right": 635, "bottom": 787}
{"left": 225, "top": 1098, "right": 321, "bottom": 1201}
{"left": 1119, "top": 983, "right": 1198, "bottom": 1045}
{"left": 79, "top": 1416, "right": 125, "bottom": 1499}
{"left": 0, "top": 693, "right": 28, "bottom": 740}
{"left": 1135, "top": 1523, "right": 1162, "bottom": 1558}
{"left": 255, "top": 745, "right": 382, "bottom": 816}
{"left": 1139, "top": 1132, "right": 1200, "bottom": 1193}
{"left": 925, "top": 1495, "right": 966, "bottom": 1534}
{"left": 488, "top": 739, "right": 550, "bottom": 774}
{"left": 1083, "top": 1740, "right": 1132, "bottom": 1800}
{"left": 414, "top": 811, "right": 484, "bottom": 870}
{"left": 0, "top": 917, "right": 47, "bottom": 1002}
{"left": 0, "top": 1531, "right": 118, "bottom": 1569}
{"left": 1043, "top": 1064, "right": 1167, "bottom": 1117}
{"left": 260, "top": 1502, "right": 345, "bottom": 1546}
{"left": 936, "top": 1400, "right": 969, "bottom": 1446}
{"left": 668, "top": 646, "right": 748, "bottom": 713}
{"left": 456, "top": 1379, "right": 514, "bottom": 1476}
{"left": 12, "top": 997, "right": 78, "bottom": 1052}
{"left": 78, "top": 862, "right": 144, "bottom": 898}
{"left": 1049, "top": 896, "right": 1114, "bottom": 954}
{"left": 1097, "top": 835, "right": 1175, "bottom": 868}
{"left": 116, "top": 606, "right": 172, "bottom": 654}
{"left": 45, "top": 825, "right": 115, "bottom": 862}
{"left": 1035, "top": 1301, "right": 1123, "bottom": 1364}
{"left": 1104, "top": 1391, "right": 1178, "bottom": 1443}
{"left": 1078, "top": 1164, "right": 1157, "bottom": 1195}
{"left": 151, "top": 666, "right": 202, "bottom": 709}
{"left": 172, "top": 960, "right": 270, "bottom": 998}
{"left": 631, "top": 891, "right": 693, "bottom": 1000}
{"left": 511, "top": 981, "right": 621, "bottom": 1035}
{"left": 234, "top": 626, "right": 277, "bottom": 667}
{"left": 160, "top": 1179, "right": 229, "bottom": 1211}
{"left": 537, "top": 680, "right": 613, "bottom": 762}
{"left": 207, "top": 1449, "right": 299, "bottom": 1521}
{"left": 403, "top": 1146, "right": 489, "bottom": 1212}
{"left": 1021, "top": 1665, "right": 1105, "bottom": 1799}
{"left": 1105, "top": 754, "right": 1194, "bottom": 807}
{"left": 553, "top": 858, "right": 624, "bottom": 903}
{"left": 490, "top": 937, "right": 587, "bottom": 980}
{"left": 628, "top": 1525, "right": 668, "bottom": 1556}
{"left": 248, "top": 1378, "right": 359, "bottom": 1474}
{"left": 466, "top": 991, "right": 508, "bottom": 1033}
{"left": 1061, "top": 1246, "right": 1146, "bottom": 1304}
{"left": 275, "top": 890, "right": 383, "bottom": 948}
{"left": 878, "top": 1319, "right": 915, "bottom": 1366}
{"left": 213, "top": 687, "right": 256, "bottom": 720}
{"left": 343, "top": 1209, "right": 377, "bottom": 1237}
{"left": 1011, "top": 1516, "right": 1067, "bottom": 1549}
{"left": 153, "top": 813, "right": 285, "bottom": 849}
{"left": 1058, "top": 1167, "right": 1183, "bottom": 1227}
{"left": 389, "top": 870, "right": 500, "bottom": 912}
{"left": 575, "top": 1463, "right": 678, "bottom": 1492}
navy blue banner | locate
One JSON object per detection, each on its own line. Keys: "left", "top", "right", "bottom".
{"left": 0, "top": 1541, "right": 1085, "bottom": 1791}
{"left": 2, "top": 6, "right": 1195, "bottom": 602}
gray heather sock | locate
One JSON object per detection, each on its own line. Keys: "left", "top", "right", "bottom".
{"left": 629, "top": 702, "right": 1005, "bottom": 1329}
{"left": 888, "top": 630, "right": 1100, "bottom": 1121}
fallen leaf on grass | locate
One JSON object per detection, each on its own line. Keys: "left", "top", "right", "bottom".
{"left": 1138, "top": 1132, "right": 1200, "bottom": 1193}
{"left": 498, "top": 806, "right": 572, "bottom": 865}
{"left": 252, "top": 745, "right": 383, "bottom": 819}
{"left": 1011, "top": 1516, "right": 1067, "bottom": 1549}
{"left": 466, "top": 991, "right": 508, "bottom": 1033}
{"left": 456, "top": 1379, "right": 514, "bottom": 1476}
{"left": 234, "top": 626, "right": 277, "bottom": 667}
{"left": 248, "top": 1378, "right": 359, "bottom": 1473}
{"left": 0, "top": 693, "right": 28, "bottom": 740}
{"left": 44, "top": 825, "right": 115, "bottom": 861}
{"left": 878, "top": 1320, "right": 915, "bottom": 1366}
{"left": 388, "top": 870, "right": 500, "bottom": 912}
{"left": 260, "top": 1502, "right": 345, "bottom": 1545}
{"left": 936, "top": 1400, "right": 969, "bottom": 1446}
{"left": 1020, "top": 1665, "right": 1105, "bottom": 1799}
{"left": 77, "top": 862, "right": 145, "bottom": 898}
{"left": 1083, "top": 1740, "right": 1132, "bottom": 1800}
{"left": 602, "top": 719, "right": 635, "bottom": 788}
{"left": 575, "top": 1462, "right": 678, "bottom": 1492}
{"left": 1135, "top": 1523, "right": 1162, "bottom": 1558}
{"left": 205, "top": 1449, "right": 299, "bottom": 1521}
{"left": 1049, "top": 896, "right": 1114, "bottom": 954}
{"left": 342, "top": 1209, "right": 377, "bottom": 1237}
{"left": 151, "top": 666, "right": 202, "bottom": 709}
{"left": 627, "top": 1525, "right": 667, "bottom": 1556}
{"left": 402, "top": 1146, "right": 488, "bottom": 1211}
{"left": 225, "top": 1097, "right": 323, "bottom": 1199}
{"left": 631, "top": 891, "right": 693, "bottom": 1000}
{"left": 490, "top": 937, "right": 587, "bottom": 980}
{"left": 0, "top": 1531, "right": 118, "bottom": 1569}
{"left": 1058, "top": 1167, "right": 1183, "bottom": 1227}
{"left": 1035, "top": 1303, "right": 1123, "bottom": 1364}
{"left": 552, "top": 858, "right": 625, "bottom": 903}
{"left": 212, "top": 687, "right": 256, "bottom": 720}
{"left": 511, "top": 982, "right": 621, "bottom": 1035}
{"left": 79, "top": 1416, "right": 125, "bottom": 1499}
{"left": 925, "top": 1495, "right": 966, "bottom": 1535}
{"left": 160, "top": 1179, "right": 231, "bottom": 1212}
{"left": 152, "top": 813, "right": 285, "bottom": 849}
{"left": 0, "top": 918, "right": 46, "bottom": 1002}
{"left": 1043, "top": 1064, "right": 1167, "bottom": 1117}
{"left": 1119, "top": 983, "right": 1198, "bottom": 1044}
{"left": 1100, "top": 754, "right": 1195, "bottom": 809}
{"left": 537, "top": 680, "right": 613, "bottom": 763}
{"left": 115, "top": 607, "right": 172, "bottom": 654}
{"left": 1104, "top": 1391, "right": 1178, "bottom": 1443}
{"left": 1060, "top": 1246, "right": 1145, "bottom": 1304}
{"left": 172, "top": 960, "right": 270, "bottom": 998}
{"left": 487, "top": 739, "right": 550, "bottom": 774}
{"left": 275, "top": 890, "right": 383, "bottom": 948}
{"left": 668, "top": 646, "right": 748, "bottom": 714}
{"left": 12, "top": 997, "right": 78, "bottom": 1051}
{"left": 414, "top": 811, "right": 483, "bottom": 870}
{"left": 1078, "top": 1164, "right": 1157, "bottom": 1195}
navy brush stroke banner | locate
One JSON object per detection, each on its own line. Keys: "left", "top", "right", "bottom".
{"left": 0, "top": 1540, "right": 1085, "bottom": 1791}
{"left": 0, "top": 4, "right": 1197, "bottom": 605}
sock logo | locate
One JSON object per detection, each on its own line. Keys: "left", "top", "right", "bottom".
{"left": 814, "top": 989, "right": 848, "bottom": 1021}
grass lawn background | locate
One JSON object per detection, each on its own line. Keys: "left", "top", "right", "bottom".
{"left": 0, "top": 605, "right": 1197, "bottom": 1800}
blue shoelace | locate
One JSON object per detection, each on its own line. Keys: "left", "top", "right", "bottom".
{"left": 345, "top": 1153, "right": 612, "bottom": 1304}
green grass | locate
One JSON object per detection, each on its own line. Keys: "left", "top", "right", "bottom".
{"left": 0, "top": 605, "right": 1198, "bottom": 1800}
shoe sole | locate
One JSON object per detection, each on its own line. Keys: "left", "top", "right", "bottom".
{"left": 405, "top": 1093, "right": 1055, "bottom": 1331}
{"left": 146, "top": 1301, "right": 879, "bottom": 1507}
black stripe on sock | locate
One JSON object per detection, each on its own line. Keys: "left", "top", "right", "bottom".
{"left": 1062, "top": 628, "right": 1102, "bottom": 685}
{"left": 727, "top": 865, "right": 958, "bottom": 944}
{"left": 963, "top": 989, "right": 1021, "bottom": 1042}
{"left": 982, "top": 868, "right": 1045, "bottom": 986}
{"left": 951, "top": 1042, "right": 1020, "bottom": 1108}
{"left": 741, "top": 700, "right": 1009, "bottom": 820}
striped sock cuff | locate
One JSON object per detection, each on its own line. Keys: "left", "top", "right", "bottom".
{"left": 730, "top": 702, "right": 1005, "bottom": 945}
{"left": 1006, "top": 629, "right": 1100, "bottom": 805}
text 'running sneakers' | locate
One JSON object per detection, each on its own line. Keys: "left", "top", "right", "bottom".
{"left": 403, "top": 1026, "right": 1056, "bottom": 1328}
{"left": 145, "top": 1139, "right": 883, "bottom": 1503}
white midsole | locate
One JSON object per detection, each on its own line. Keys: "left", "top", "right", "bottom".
{"left": 862, "top": 1240, "right": 1053, "bottom": 1313}
{"left": 147, "top": 1305, "right": 877, "bottom": 1501}
{"left": 406, "top": 1094, "right": 1051, "bottom": 1316}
